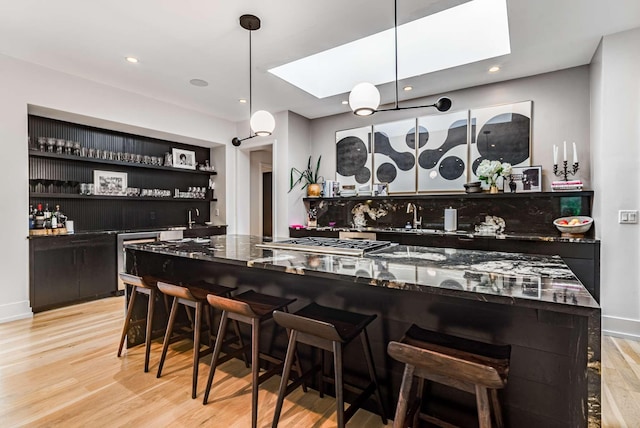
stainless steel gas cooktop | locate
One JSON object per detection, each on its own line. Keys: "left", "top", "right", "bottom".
{"left": 256, "top": 237, "right": 393, "bottom": 256}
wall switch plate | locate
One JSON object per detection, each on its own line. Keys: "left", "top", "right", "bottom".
{"left": 215, "top": 209, "right": 219, "bottom": 216}
{"left": 619, "top": 210, "right": 638, "bottom": 224}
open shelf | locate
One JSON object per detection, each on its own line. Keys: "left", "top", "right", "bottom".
{"left": 304, "top": 190, "right": 593, "bottom": 202}
{"left": 29, "top": 150, "right": 217, "bottom": 175}
{"left": 30, "top": 193, "right": 216, "bottom": 202}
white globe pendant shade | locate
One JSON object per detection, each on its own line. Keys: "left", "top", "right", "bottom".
{"left": 250, "top": 110, "right": 276, "bottom": 136}
{"left": 349, "top": 82, "right": 380, "bottom": 116}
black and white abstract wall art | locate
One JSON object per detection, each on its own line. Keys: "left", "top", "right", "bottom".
{"left": 336, "top": 126, "right": 373, "bottom": 188}
{"left": 373, "top": 119, "right": 417, "bottom": 194}
{"left": 469, "top": 101, "right": 532, "bottom": 185}
{"left": 416, "top": 110, "right": 469, "bottom": 192}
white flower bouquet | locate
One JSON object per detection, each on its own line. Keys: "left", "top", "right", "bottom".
{"left": 477, "top": 159, "right": 512, "bottom": 187}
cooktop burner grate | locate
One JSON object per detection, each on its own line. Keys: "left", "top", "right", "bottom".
{"left": 257, "top": 237, "right": 393, "bottom": 256}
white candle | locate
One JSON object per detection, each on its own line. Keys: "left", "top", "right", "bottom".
{"left": 573, "top": 142, "right": 578, "bottom": 164}
{"left": 553, "top": 145, "right": 558, "bottom": 164}
{"left": 563, "top": 141, "right": 567, "bottom": 162}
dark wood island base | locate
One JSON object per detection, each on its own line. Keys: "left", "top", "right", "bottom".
{"left": 125, "top": 235, "right": 601, "bottom": 427}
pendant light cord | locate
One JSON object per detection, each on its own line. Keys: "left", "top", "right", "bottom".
{"left": 249, "top": 28, "right": 253, "bottom": 120}
{"left": 394, "top": 0, "right": 399, "bottom": 110}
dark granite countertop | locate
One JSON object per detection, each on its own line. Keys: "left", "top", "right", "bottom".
{"left": 292, "top": 226, "right": 599, "bottom": 244}
{"left": 126, "top": 235, "right": 599, "bottom": 314}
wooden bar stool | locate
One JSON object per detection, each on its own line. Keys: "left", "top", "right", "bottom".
{"left": 203, "top": 290, "right": 302, "bottom": 428}
{"left": 117, "top": 273, "right": 164, "bottom": 372}
{"left": 156, "top": 280, "right": 235, "bottom": 399}
{"left": 271, "top": 303, "right": 387, "bottom": 428}
{"left": 387, "top": 324, "right": 511, "bottom": 428}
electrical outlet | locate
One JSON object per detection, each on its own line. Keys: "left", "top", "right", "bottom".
{"left": 215, "top": 209, "right": 219, "bottom": 217}
{"left": 619, "top": 210, "right": 638, "bottom": 224}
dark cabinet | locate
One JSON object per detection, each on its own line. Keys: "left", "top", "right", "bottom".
{"left": 30, "top": 234, "right": 117, "bottom": 312}
{"left": 183, "top": 225, "right": 227, "bottom": 238}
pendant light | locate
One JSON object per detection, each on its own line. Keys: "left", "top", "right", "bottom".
{"left": 348, "top": 0, "right": 452, "bottom": 116}
{"left": 232, "top": 14, "right": 275, "bottom": 147}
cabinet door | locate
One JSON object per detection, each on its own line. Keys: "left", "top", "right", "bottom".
{"left": 31, "top": 245, "right": 79, "bottom": 311}
{"left": 77, "top": 237, "right": 117, "bottom": 299}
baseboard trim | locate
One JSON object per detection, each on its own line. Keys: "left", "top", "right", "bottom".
{"left": 0, "top": 300, "right": 33, "bottom": 324}
{"left": 602, "top": 315, "right": 640, "bottom": 341}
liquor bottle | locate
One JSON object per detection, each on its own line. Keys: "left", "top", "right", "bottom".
{"left": 43, "top": 204, "right": 51, "bottom": 229}
{"left": 35, "top": 204, "right": 45, "bottom": 229}
{"left": 28, "top": 204, "right": 34, "bottom": 229}
{"left": 54, "top": 205, "right": 65, "bottom": 228}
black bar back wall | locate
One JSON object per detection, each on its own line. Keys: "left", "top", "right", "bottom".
{"left": 28, "top": 115, "right": 212, "bottom": 232}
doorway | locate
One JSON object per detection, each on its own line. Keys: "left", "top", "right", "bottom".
{"left": 262, "top": 171, "right": 272, "bottom": 238}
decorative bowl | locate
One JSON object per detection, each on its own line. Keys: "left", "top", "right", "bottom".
{"left": 464, "top": 181, "right": 482, "bottom": 193}
{"left": 553, "top": 216, "right": 593, "bottom": 234}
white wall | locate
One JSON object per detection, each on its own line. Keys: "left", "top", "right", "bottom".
{"left": 0, "top": 53, "right": 235, "bottom": 323}
{"left": 310, "top": 66, "right": 592, "bottom": 191}
{"left": 591, "top": 28, "right": 640, "bottom": 339}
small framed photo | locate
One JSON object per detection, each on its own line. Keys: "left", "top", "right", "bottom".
{"left": 94, "top": 170, "right": 127, "bottom": 196}
{"left": 172, "top": 148, "right": 196, "bottom": 170}
{"left": 373, "top": 183, "right": 388, "bottom": 196}
{"left": 504, "top": 165, "right": 542, "bottom": 193}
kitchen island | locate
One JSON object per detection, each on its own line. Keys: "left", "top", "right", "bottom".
{"left": 125, "top": 235, "right": 600, "bottom": 427}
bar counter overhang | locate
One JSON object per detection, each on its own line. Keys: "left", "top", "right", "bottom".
{"left": 125, "top": 235, "right": 601, "bottom": 427}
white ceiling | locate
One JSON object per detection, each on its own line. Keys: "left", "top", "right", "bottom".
{"left": 1, "top": 0, "right": 639, "bottom": 122}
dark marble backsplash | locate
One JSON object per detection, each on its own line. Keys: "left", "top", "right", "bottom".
{"left": 307, "top": 192, "right": 593, "bottom": 237}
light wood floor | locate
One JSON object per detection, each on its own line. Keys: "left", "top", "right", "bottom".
{"left": 1, "top": 297, "right": 639, "bottom": 427}
{"left": 0, "top": 297, "right": 386, "bottom": 427}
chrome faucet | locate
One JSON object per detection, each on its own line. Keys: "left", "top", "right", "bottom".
{"left": 406, "top": 203, "right": 422, "bottom": 229}
{"left": 188, "top": 208, "right": 200, "bottom": 229}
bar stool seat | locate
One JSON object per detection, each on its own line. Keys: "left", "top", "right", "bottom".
{"left": 203, "top": 290, "right": 301, "bottom": 428}
{"left": 156, "top": 280, "right": 236, "bottom": 399}
{"left": 388, "top": 324, "right": 511, "bottom": 428}
{"left": 117, "top": 273, "right": 164, "bottom": 372}
{"left": 272, "top": 303, "right": 387, "bottom": 428}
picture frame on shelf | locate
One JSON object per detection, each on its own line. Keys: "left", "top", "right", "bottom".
{"left": 172, "top": 148, "right": 196, "bottom": 170}
{"left": 373, "top": 183, "right": 388, "bottom": 196}
{"left": 504, "top": 165, "right": 542, "bottom": 193}
{"left": 94, "top": 170, "right": 127, "bottom": 196}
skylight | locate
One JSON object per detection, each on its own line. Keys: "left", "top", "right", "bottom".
{"left": 268, "top": 0, "right": 510, "bottom": 99}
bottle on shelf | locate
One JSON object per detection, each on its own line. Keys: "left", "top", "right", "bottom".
{"left": 43, "top": 204, "right": 51, "bottom": 229}
{"left": 29, "top": 204, "right": 34, "bottom": 229}
{"left": 54, "top": 205, "right": 66, "bottom": 228}
{"left": 35, "top": 204, "right": 45, "bottom": 229}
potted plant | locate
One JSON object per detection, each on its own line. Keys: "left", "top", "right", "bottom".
{"left": 289, "top": 155, "right": 323, "bottom": 197}
{"left": 477, "top": 159, "right": 512, "bottom": 193}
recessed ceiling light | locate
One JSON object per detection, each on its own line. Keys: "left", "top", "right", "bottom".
{"left": 341, "top": 100, "right": 349, "bottom": 105}
{"left": 269, "top": 0, "right": 510, "bottom": 98}
{"left": 125, "top": 56, "right": 139, "bottom": 63}
{"left": 239, "top": 99, "right": 247, "bottom": 104}
{"left": 189, "top": 79, "right": 209, "bottom": 87}
{"left": 403, "top": 86, "right": 413, "bottom": 91}
{"left": 489, "top": 66, "right": 501, "bottom": 73}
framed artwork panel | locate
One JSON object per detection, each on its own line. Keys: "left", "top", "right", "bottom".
{"left": 373, "top": 119, "right": 417, "bottom": 194}
{"left": 336, "top": 126, "right": 373, "bottom": 189}
{"left": 469, "top": 101, "right": 532, "bottom": 187}
{"left": 417, "top": 110, "right": 469, "bottom": 192}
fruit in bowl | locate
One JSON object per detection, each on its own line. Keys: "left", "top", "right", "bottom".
{"left": 553, "top": 216, "right": 593, "bottom": 234}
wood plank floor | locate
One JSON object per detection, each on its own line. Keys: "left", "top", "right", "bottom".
{"left": 1, "top": 296, "right": 638, "bottom": 427}
{"left": 0, "top": 297, "right": 386, "bottom": 427}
